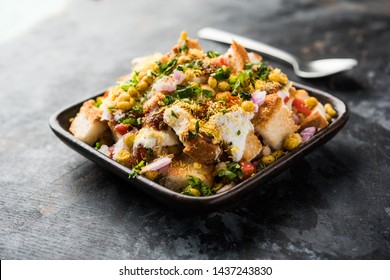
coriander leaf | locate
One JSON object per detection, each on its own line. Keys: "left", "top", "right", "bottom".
{"left": 202, "top": 89, "right": 213, "bottom": 98}
{"left": 187, "top": 175, "right": 203, "bottom": 188}
{"left": 157, "top": 59, "right": 177, "bottom": 76}
{"left": 94, "top": 142, "right": 102, "bottom": 150}
{"left": 217, "top": 161, "right": 243, "bottom": 181}
{"left": 206, "top": 50, "right": 221, "bottom": 58}
{"left": 211, "top": 66, "right": 230, "bottom": 81}
{"left": 186, "top": 60, "right": 203, "bottom": 69}
{"left": 218, "top": 169, "right": 237, "bottom": 180}
{"left": 121, "top": 72, "right": 139, "bottom": 91}
{"left": 238, "top": 91, "right": 251, "bottom": 101}
{"left": 183, "top": 175, "right": 212, "bottom": 196}
{"left": 133, "top": 106, "right": 143, "bottom": 113}
{"left": 128, "top": 160, "right": 146, "bottom": 178}
{"left": 171, "top": 110, "right": 178, "bottom": 118}
{"left": 180, "top": 40, "right": 188, "bottom": 53}
{"left": 95, "top": 99, "right": 103, "bottom": 108}
{"left": 245, "top": 62, "right": 270, "bottom": 80}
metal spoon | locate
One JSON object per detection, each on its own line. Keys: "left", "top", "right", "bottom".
{"left": 197, "top": 27, "right": 358, "bottom": 78}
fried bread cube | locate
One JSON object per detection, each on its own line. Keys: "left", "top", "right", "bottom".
{"left": 242, "top": 130, "right": 263, "bottom": 162}
{"left": 69, "top": 100, "right": 108, "bottom": 146}
{"left": 165, "top": 154, "right": 214, "bottom": 192}
{"left": 183, "top": 137, "right": 222, "bottom": 165}
{"left": 225, "top": 40, "right": 250, "bottom": 72}
{"left": 289, "top": 88, "right": 329, "bottom": 130}
{"left": 300, "top": 102, "right": 329, "bottom": 130}
{"left": 253, "top": 93, "right": 299, "bottom": 149}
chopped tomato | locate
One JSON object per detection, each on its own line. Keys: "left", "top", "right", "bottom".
{"left": 108, "top": 148, "right": 114, "bottom": 158}
{"left": 211, "top": 56, "right": 228, "bottom": 67}
{"left": 292, "top": 98, "right": 311, "bottom": 116}
{"left": 240, "top": 161, "right": 255, "bottom": 180}
{"left": 227, "top": 95, "right": 240, "bottom": 106}
{"left": 103, "top": 90, "right": 109, "bottom": 98}
{"left": 115, "top": 123, "right": 129, "bottom": 135}
{"left": 283, "top": 96, "right": 289, "bottom": 104}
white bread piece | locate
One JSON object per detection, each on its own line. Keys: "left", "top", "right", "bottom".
{"left": 165, "top": 154, "right": 214, "bottom": 192}
{"left": 69, "top": 100, "right": 108, "bottom": 146}
{"left": 131, "top": 53, "right": 163, "bottom": 73}
{"left": 163, "top": 105, "right": 193, "bottom": 142}
{"left": 224, "top": 40, "right": 250, "bottom": 72}
{"left": 242, "top": 130, "right": 262, "bottom": 162}
{"left": 300, "top": 102, "right": 329, "bottom": 130}
{"left": 164, "top": 105, "right": 221, "bottom": 164}
{"left": 253, "top": 93, "right": 299, "bottom": 149}
{"left": 289, "top": 88, "right": 329, "bottom": 130}
{"left": 183, "top": 137, "right": 222, "bottom": 165}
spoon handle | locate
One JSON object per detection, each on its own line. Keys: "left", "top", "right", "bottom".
{"left": 198, "top": 27, "right": 298, "bottom": 66}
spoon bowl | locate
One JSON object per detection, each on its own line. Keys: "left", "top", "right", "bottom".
{"left": 198, "top": 27, "right": 358, "bottom": 78}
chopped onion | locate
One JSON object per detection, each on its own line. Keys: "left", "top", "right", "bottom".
{"left": 292, "top": 113, "right": 300, "bottom": 124}
{"left": 112, "top": 136, "right": 129, "bottom": 160}
{"left": 173, "top": 70, "right": 186, "bottom": 84}
{"left": 114, "top": 112, "right": 125, "bottom": 121}
{"left": 153, "top": 76, "right": 176, "bottom": 92}
{"left": 141, "top": 157, "right": 172, "bottom": 173}
{"left": 251, "top": 90, "right": 266, "bottom": 106}
{"left": 276, "top": 89, "right": 289, "bottom": 101}
{"left": 262, "top": 146, "right": 271, "bottom": 156}
{"left": 98, "top": 145, "right": 110, "bottom": 156}
{"left": 300, "top": 127, "right": 317, "bottom": 142}
{"left": 101, "top": 109, "right": 113, "bottom": 121}
{"left": 216, "top": 183, "right": 235, "bottom": 194}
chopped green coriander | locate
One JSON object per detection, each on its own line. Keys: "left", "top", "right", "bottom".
{"left": 217, "top": 161, "right": 243, "bottom": 181}
{"left": 121, "top": 72, "right": 139, "bottom": 91}
{"left": 245, "top": 61, "right": 270, "bottom": 80}
{"left": 94, "top": 142, "right": 102, "bottom": 150}
{"left": 133, "top": 106, "right": 143, "bottom": 113}
{"left": 232, "top": 71, "right": 250, "bottom": 94}
{"left": 181, "top": 175, "right": 212, "bottom": 196}
{"left": 128, "top": 160, "right": 146, "bottom": 178}
{"left": 238, "top": 91, "right": 251, "bottom": 100}
{"left": 95, "top": 99, "right": 103, "bottom": 108}
{"left": 157, "top": 59, "right": 177, "bottom": 76}
{"left": 180, "top": 40, "right": 188, "bottom": 53}
{"left": 195, "top": 120, "right": 199, "bottom": 134}
{"left": 206, "top": 50, "right": 221, "bottom": 58}
{"left": 237, "top": 130, "right": 241, "bottom": 136}
{"left": 171, "top": 110, "right": 178, "bottom": 118}
{"left": 211, "top": 66, "right": 230, "bottom": 81}
{"left": 186, "top": 60, "right": 203, "bottom": 69}
{"left": 202, "top": 89, "right": 213, "bottom": 98}
{"left": 118, "top": 117, "right": 138, "bottom": 126}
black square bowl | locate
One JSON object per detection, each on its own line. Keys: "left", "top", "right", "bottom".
{"left": 49, "top": 82, "right": 349, "bottom": 211}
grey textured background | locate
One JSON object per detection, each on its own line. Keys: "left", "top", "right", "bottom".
{"left": 1, "top": 0, "right": 389, "bottom": 259}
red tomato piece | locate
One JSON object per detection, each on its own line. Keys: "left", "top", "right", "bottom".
{"left": 292, "top": 98, "right": 311, "bottom": 116}
{"left": 211, "top": 56, "right": 228, "bottom": 67}
{"left": 240, "top": 161, "right": 255, "bottom": 180}
{"left": 115, "top": 123, "right": 129, "bottom": 135}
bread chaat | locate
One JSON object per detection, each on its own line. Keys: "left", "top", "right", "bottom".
{"left": 69, "top": 32, "right": 337, "bottom": 196}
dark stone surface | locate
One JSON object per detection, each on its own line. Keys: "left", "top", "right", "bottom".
{"left": 1, "top": 0, "right": 389, "bottom": 259}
